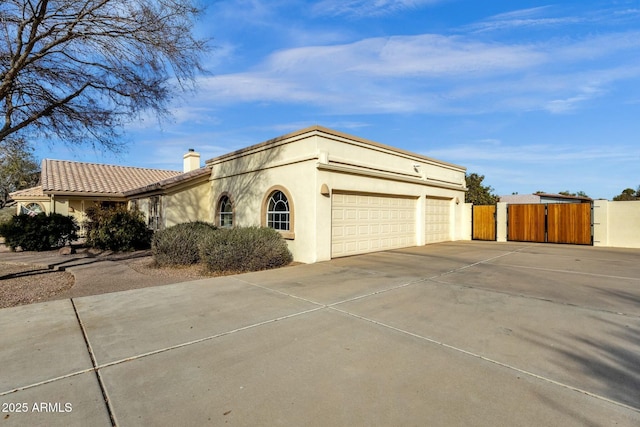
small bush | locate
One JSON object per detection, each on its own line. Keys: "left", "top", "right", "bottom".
{"left": 152, "top": 221, "right": 217, "bottom": 266}
{"left": 0, "top": 213, "right": 79, "bottom": 251}
{"left": 84, "top": 205, "right": 152, "bottom": 251}
{"left": 199, "top": 226, "right": 293, "bottom": 273}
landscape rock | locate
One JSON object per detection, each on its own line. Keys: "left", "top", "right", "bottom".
{"left": 59, "top": 246, "right": 76, "bottom": 255}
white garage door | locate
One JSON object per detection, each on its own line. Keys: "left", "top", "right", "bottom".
{"left": 425, "top": 197, "right": 451, "bottom": 244}
{"left": 332, "top": 192, "right": 417, "bottom": 258}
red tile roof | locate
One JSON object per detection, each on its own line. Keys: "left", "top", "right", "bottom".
{"left": 40, "top": 160, "right": 181, "bottom": 196}
{"left": 9, "top": 186, "right": 45, "bottom": 198}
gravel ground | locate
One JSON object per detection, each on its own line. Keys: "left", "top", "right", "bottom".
{"left": 0, "top": 264, "right": 74, "bottom": 309}
{"left": 125, "top": 257, "right": 212, "bottom": 280}
{"left": 0, "top": 244, "right": 299, "bottom": 309}
{"left": 0, "top": 256, "right": 213, "bottom": 309}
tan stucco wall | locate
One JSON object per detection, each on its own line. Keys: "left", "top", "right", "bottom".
{"left": 131, "top": 198, "right": 150, "bottom": 223}
{"left": 593, "top": 200, "right": 640, "bottom": 248}
{"left": 496, "top": 202, "right": 508, "bottom": 242}
{"left": 162, "top": 180, "right": 212, "bottom": 228}
{"left": 462, "top": 203, "right": 473, "bottom": 241}
{"left": 212, "top": 159, "right": 318, "bottom": 262}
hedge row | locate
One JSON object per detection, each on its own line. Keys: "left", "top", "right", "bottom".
{"left": 0, "top": 213, "right": 79, "bottom": 251}
{"left": 152, "top": 224, "right": 292, "bottom": 273}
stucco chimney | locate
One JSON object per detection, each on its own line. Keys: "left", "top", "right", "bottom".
{"left": 183, "top": 148, "right": 200, "bottom": 173}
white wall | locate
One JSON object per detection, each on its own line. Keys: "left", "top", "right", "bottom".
{"left": 593, "top": 200, "right": 640, "bottom": 249}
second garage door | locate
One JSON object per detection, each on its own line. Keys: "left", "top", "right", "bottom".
{"left": 332, "top": 192, "right": 417, "bottom": 258}
{"left": 425, "top": 197, "right": 452, "bottom": 244}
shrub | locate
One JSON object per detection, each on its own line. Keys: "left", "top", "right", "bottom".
{"left": 152, "top": 221, "right": 217, "bottom": 266}
{"left": 84, "top": 205, "right": 152, "bottom": 251}
{"left": 199, "top": 226, "right": 293, "bottom": 273}
{"left": 0, "top": 213, "right": 79, "bottom": 251}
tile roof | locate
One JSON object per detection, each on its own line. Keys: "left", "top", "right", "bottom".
{"left": 9, "top": 185, "right": 45, "bottom": 198}
{"left": 41, "top": 159, "right": 181, "bottom": 196}
{"left": 124, "top": 166, "right": 212, "bottom": 196}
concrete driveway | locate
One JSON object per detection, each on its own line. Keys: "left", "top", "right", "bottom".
{"left": 1, "top": 241, "right": 639, "bottom": 426}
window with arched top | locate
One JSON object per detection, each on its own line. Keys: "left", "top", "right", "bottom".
{"left": 267, "top": 190, "right": 289, "bottom": 230}
{"left": 261, "top": 186, "right": 294, "bottom": 239}
{"left": 218, "top": 195, "right": 233, "bottom": 228}
{"left": 23, "top": 203, "right": 44, "bottom": 215}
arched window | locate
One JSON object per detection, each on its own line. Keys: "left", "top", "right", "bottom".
{"left": 267, "top": 190, "right": 290, "bottom": 231}
{"left": 23, "top": 203, "right": 44, "bottom": 215}
{"left": 218, "top": 195, "right": 233, "bottom": 228}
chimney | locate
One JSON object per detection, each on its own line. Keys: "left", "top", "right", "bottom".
{"left": 183, "top": 148, "right": 200, "bottom": 173}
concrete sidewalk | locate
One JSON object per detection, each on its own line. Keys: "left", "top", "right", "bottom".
{"left": 1, "top": 241, "right": 639, "bottom": 426}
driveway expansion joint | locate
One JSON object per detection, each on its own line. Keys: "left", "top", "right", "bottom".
{"left": 71, "top": 298, "right": 118, "bottom": 427}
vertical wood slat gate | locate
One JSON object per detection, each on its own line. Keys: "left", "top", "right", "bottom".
{"left": 547, "top": 203, "right": 592, "bottom": 245}
{"left": 508, "top": 204, "right": 546, "bottom": 242}
{"left": 472, "top": 205, "right": 496, "bottom": 241}
{"left": 507, "top": 203, "right": 592, "bottom": 245}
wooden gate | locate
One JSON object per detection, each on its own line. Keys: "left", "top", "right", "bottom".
{"left": 472, "top": 205, "right": 496, "bottom": 241}
{"left": 508, "top": 204, "right": 546, "bottom": 242}
{"left": 547, "top": 203, "right": 592, "bottom": 244}
{"left": 508, "top": 203, "right": 592, "bottom": 245}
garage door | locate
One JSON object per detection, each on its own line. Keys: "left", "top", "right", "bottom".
{"left": 425, "top": 197, "right": 451, "bottom": 244}
{"left": 332, "top": 192, "right": 417, "bottom": 258}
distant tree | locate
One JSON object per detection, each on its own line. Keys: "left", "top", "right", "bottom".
{"left": 0, "top": 137, "right": 40, "bottom": 207}
{"left": 465, "top": 173, "right": 498, "bottom": 205}
{"left": 612, "top": 187, "right": 640, "bottom": 201}
{"left": 0, "top": 0, "right": 208, "bottom": 151}
{"left": 559, "top": 190, "right": 590, "bottom": 198}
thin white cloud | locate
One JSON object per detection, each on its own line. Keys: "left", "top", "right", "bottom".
{"left": 468, "top": 4, "right": 640, "bottom": 34}
{"left": 312, "top": 0, "right": 443, "bottom": 17}
{"left": 425, "top": 142, "right": 639, "bottom": 165}
{"left": 468, "top": 6, "right": 584, "bottom": 33}
{"left": 191, "top": 28, "right": 640, "bottom": 116}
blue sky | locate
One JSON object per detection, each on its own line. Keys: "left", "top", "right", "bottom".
{"left": 35, "top": 0, "right": 640, "bottom": 199}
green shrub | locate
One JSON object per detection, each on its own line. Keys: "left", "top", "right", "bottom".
{"left": 84, "top": 205, "right": 152, "bottom": 251}
{"left": 0, "top": 213, "right": 79, "bottom": 251}
{"left": 199, "top": 226, "right": 293, "bottom": 273}
{"left": 152, "top": 221, "right": 217, "bottom": 266}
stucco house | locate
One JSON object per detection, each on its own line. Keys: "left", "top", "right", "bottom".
{"left": 11, "top": 126, "right": 468, "bottom": 263}
{"left": 200, "top": 126, "right": 467, "bottom": 263}
{"left": 10, "top": 159, "right": 192, "bottom": 231}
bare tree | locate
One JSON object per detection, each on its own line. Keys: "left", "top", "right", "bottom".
{"left": 0, "top": 0, "right": 208, "bottom": 151}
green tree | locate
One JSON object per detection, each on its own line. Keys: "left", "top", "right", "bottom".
{"left": 0, "top": 137, "right": 40, "bottom": 207}
{"left": 558, "top": 190, "right": 590, "bottom": 198}
{"left": 0, "top": 0, "right": 208, "bottom": 151}
{"left": 612, "top": 187, "right": 640, "bottom": 201}
{"left": 465, "top": 173, "right": 498, "bottom": 205}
